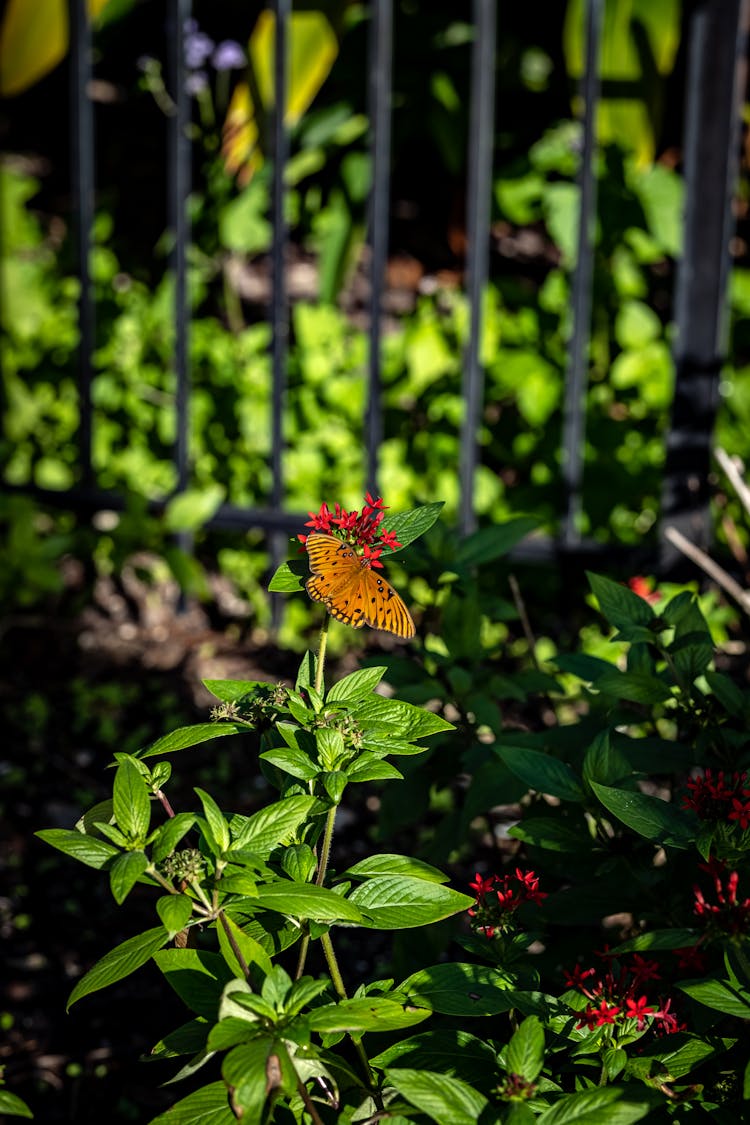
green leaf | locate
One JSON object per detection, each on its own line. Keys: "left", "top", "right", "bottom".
{"left": 110, "top": 850, "right": 149, "bottom": 904}
{"left": 583, "top": 731, "right": 631, "bottom": 788}
{"left": 164, "top": 485, "right": 225, "bottom": 532}
{"left": 455, "top": 516, "right": 539, "bottom": 566}
{"left": 259, "top": 746, "right": 318, "bottom": 780}
{"left": 348, "top": 876, "right": 471, "bottom": 929}
{"left": 216, "top": 914, "right": 273, "bottom": 979}
{"left": 195, "top": 788, "right": 231, "bottom": 854}
{"left": 202, "top": 679, "right": 269, "bottom": 703}
{"left": 345, "top": 854, "right": 448, "bottom": 883}
{"left": 151, "top": 813, "right": 197, "bottom": 863}
{"left": 611, "top": 929, "right": 699, "bottom": 953}
{"left": 252, "top": 881, "right": 363, "bottom": 924}
{"left": 591, "top": 782, "right": 697, "bottom": 848}
{"left": 594, "top": 668, "right": 673, "bottom": 704}
{"left": 678, "top": 978, "right": 750, "bottom": 1018}
{"left": 498, "top": 746, "right": 585, "bottom": 802}
{"left": 327, "top": 666, "right": 387, "bottom": 703}
{"left": 268, "top": 560, "right": 306, "bottom": 592}
{"left": 508, "top": 817, "right": 589, "bottom": 853}
{"left": 0, "top": 1090, "right": 33, "bottom": 1118}
{"left": 67, "top": 926, "right": 169, "bottom": 1010}
{"left": 157, "top": 894, "right": 194, "bottom": 938}
{"left": 153, "top": 949, "right": 233, "bottom": 1019}
{"left": 626, "top": 1032, "right": 723, "bottom": 1081}
{"left": 380, "top": 502, "right": 444, "bottom": 554}
{"left": 146, "top": 1080, "right": 234, "bottom": 1124}
{"left": 587, "top": 571, "right": 655, "bottom": 629}
{"left": 554, "top": 653, "right": 616, "bottom": 681}
{"left": 113, "top": 757, "right": 151, "bottom": 840}
{"left": 346, "top": 754, "right": 403, "bottom": 782}
{"left": 139, "top": 723, "right": 248, "bottom": 759}
{"left": 371, "top": 1029, "right": 497, "bottom": 1086}
{"left": 705, "top": 671, "right": 747, "bottom": 718}
{"left": 308, "top": 997, "right": 430, "bottom": 1033}
{"left": 384, "top": 1068, "right": 487, "bottom": 1125}
{"left": 505, "top": 1015, "right": 545, "bottom": 1082}
{"left": 399, "top": 963, "right": 514, "bottom": 1016}
{"left": 35, "top": 828, "right": 119, "bottom": 870}
{"left": 229, "top": 795, "right": 321, "bottom": 856}
{"left": 354, "top": 695, "right": 454, "bottom": 740}
{"left": 537, "top": 1086, "right": 653, "bottom": 1125}
{"left": 149, "top": 1019, "right": 210, "bottom": 1061}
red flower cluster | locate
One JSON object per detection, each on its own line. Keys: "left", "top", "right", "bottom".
{"left": 468, "top": 869, "right": 547, "bottom": 938}
{"left": 564, "top": 952, "right": 683, "bottom": 1035}
{"left": 298, "top": 494, "right": 402, "bottom": 568}
{"left": 682, "top": 768, "right": 750, "bottom": 829}
{"left": 694, "top": 859, "right": 750, "bottom": 936}
{"left": 627, "top": 575, "right": 660, "bottom": 604}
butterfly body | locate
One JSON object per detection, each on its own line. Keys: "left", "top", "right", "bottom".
{"left": 305, "top": 533, "right": 415, "bottom": 639}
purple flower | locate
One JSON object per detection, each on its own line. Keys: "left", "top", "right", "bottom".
{"left": 186, "top": 70, "right": 208, "bottom": 95}
{"left": 212, "top": 40, "right": 246, "bottom": 71}
{"left": 185, "top": 28, "right": 215, "bottom": 70}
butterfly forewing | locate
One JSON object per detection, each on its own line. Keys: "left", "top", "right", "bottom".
{"left": 305, "top": 532, "right": 415, "bottom": 639}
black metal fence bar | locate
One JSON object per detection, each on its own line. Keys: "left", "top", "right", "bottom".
{"left": 459, "top": 0, "right": 497, "bottom": 537}
{"left": 365, "top": 0, "right": 393, "bottom": 496}
{"left": 560, "top": 0, "right": 603, "bottom": 549}
{"left": 168, "top": 0, "right": 191, "bottom": 500}
{"left": 660, "top": 0, "right": 749, "bottom": 570}
{"left": 69, "top": 0, "right": 95, "bottom": 488}
{"left": 271, "top": 0, "right": 290, "bottom": 519}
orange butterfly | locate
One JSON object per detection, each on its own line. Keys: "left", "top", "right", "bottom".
{"left": 305, "top": 534, "right": 415, "bottom": 639}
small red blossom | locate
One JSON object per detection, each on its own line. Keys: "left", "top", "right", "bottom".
{"left": 563, "top": 964, "right": 596, "bottom": 990}
{"left": 682, "top": 768, "right": 749, "bottom": 824}
{"left": 652, "top": 997, "right": 686, "bottom": 1036}
{"left": 299, "top": 496, "right": 402, "bottom": 561}
{"left": 627, "top": 576, "right": 660, "bottom": 604}
{"left": 578, "top": 999, "right": 621, "bottom": 1029}
{"left": 693, "top": 864, "right": 750, "bottom": 936}
{"left": 625, "top": 995, "right": 655, "bottom": 1029}
{"left": 630, "top": 954, "right": 661, "bottom": 986}
{"left": 728, "top": 796, "right": 750, "bottom": 830}
{"left": 467, "top": 868, "right": 545, "bottom": 939}
{"left": 674, "top": 945, "right": 708, "bottom": 974}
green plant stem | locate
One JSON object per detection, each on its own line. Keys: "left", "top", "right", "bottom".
{"left": 315, "top": 806, "right": 337, "bottom": 887}
{"left": 297, "top": 1079, "right": 325, "bottom": 1125}
{"left": 294, "top": 931, "right": 310, "bottom": 981}
{"left": 321, "top": 932, "right": 376, "bottom": 1091}
{"left": 315, "top": 616, "right": 330, "bottom": 696}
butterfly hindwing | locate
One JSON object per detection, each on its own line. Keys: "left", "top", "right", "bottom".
{"left": 361, "top": 568, "right": 416, "bottom": 639}
{"left": 305, "top": 532, "right": 415, "bottom": 639}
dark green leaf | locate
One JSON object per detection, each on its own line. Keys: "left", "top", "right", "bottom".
{"left": 537, "top": 1086, "right": 653, "bottom": 1125}
{"left": 587, "top": 571, "right": 655, "bottom": 628}
{"left": 705, "top": 672, "right": 747, "bottom": 718}
{"left": 594, "top": 669, "right": 672, "bottom": 704}
{"left": 505, "top": 1015, "right": 545, "bottom": 1082}
{"left": 268, "top": 560, "right": 306, "bottom": 592}
{"left": 380, "top": 503, "right": 444, "bottom": 553}
{"left": 554, "top": 653, "right": 616, "bottom": 681}
{"left": 113, "top": 758, "right": 151, "bottom": 840}
{"left": 399, "top": 963, "right": 515, "bottom": 1016}
{"left": 371, "top": 1029, "right": 497, "bottom": 1086}
{"left": 327, "top": 666, "right": 387, "bottom": 703}
{"left": 384, "top": 1067, "right": 487, "bottom": 1125}
{"left": 68, "top": 926, "right": 169, "bottom": 1010}
{"left": 36, "top": 828, "right": 119, "bottom": 870}
{"left": 195, "top": 788, "right": 230, "bottom": 854}
{"left": 0, "top": 1090, "right": 33, "bottom": 1118}
{"left": 151, "top": 813, "right": 197, "bottom": 863}
{"left": 678, "top": 978, "right": 750, "bottom": 1018}
{"left": 259, "top": 746, "right": 318, "bottom": 781}
{"left": 215, "top": 914, "right": 273, "bottom": 978}
{"left": 308, "top": 997, "right": 430, "bottom": 1033}
{"left": 139, "top": 723, "right": 248, "bottom": 760}
{"left": 591, "top": 782, "right": 697, "bottom": 848}
{"left": 349, "top": 876, "right": 471, "bottom": 929}
{"left": 508, "top": 818, "right": 590, "bottom": 853}
{"left": 156, "top": 894, "right": 194, "bottom": 937}
{"left": 611, "top": 929, "right": 699, "bottom": 953}
{"left": 252, "top": 881, "right": 362, "bottom": 924}
{"left": 202, "top": 679, "right": 268, "bottom": 703}
{"left": 146, "top": 1080, "right": 234, "bottom": 1124}
{"left": 148, "top": 1019, "right": 209, "bottom": 1061}
{"left": 229, "top": 796, "right": 321, "bottom": 855}
{"left": 153, "top": 949, "right": 233, "bottom": 1019}
{"left": 110, "top": 850, "right": 149, "bottom": 904}
{"left": 345, "top": 854, "right": 448, "bottom": 883}
{"left": 455, "top": 517, "right": 539, "bottom": 566}
{"left": 498, "top": 746, "right": 584, "bottom": 802}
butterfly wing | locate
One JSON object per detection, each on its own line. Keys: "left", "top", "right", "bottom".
{"left": 305, "top": 534, "right": 366, "bottom": 626}
{"left": 305, "top": 532, "right": 415, "bottom": 638}
{"left": 361, "top": 568, "right": 416, "bottom": 639}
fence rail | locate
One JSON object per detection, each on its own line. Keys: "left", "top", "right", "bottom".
{"left": 5, "top": 0, "right": 750, "bottom": 571}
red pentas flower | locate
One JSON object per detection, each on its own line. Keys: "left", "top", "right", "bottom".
{"left": 693, "top": 861, "right": 750, "bottom": 936}
{"left": 627, "top": 576, "right": 660, "bottom": 604}
{"left": 682, "top": 768, "right": 749, "bottom": 825}
{"left": 565, "top": 952, "right": 675, "bottom": 1037}
{"left": 468, "top": 868, "right": 546, "bottom": 938}
{"left": 298, "top": 496, "right": 403, "bottom": 564}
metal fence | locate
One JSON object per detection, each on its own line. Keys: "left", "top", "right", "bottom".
{"left": 9, "top": 0, "right": 750, "bottom": 571}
